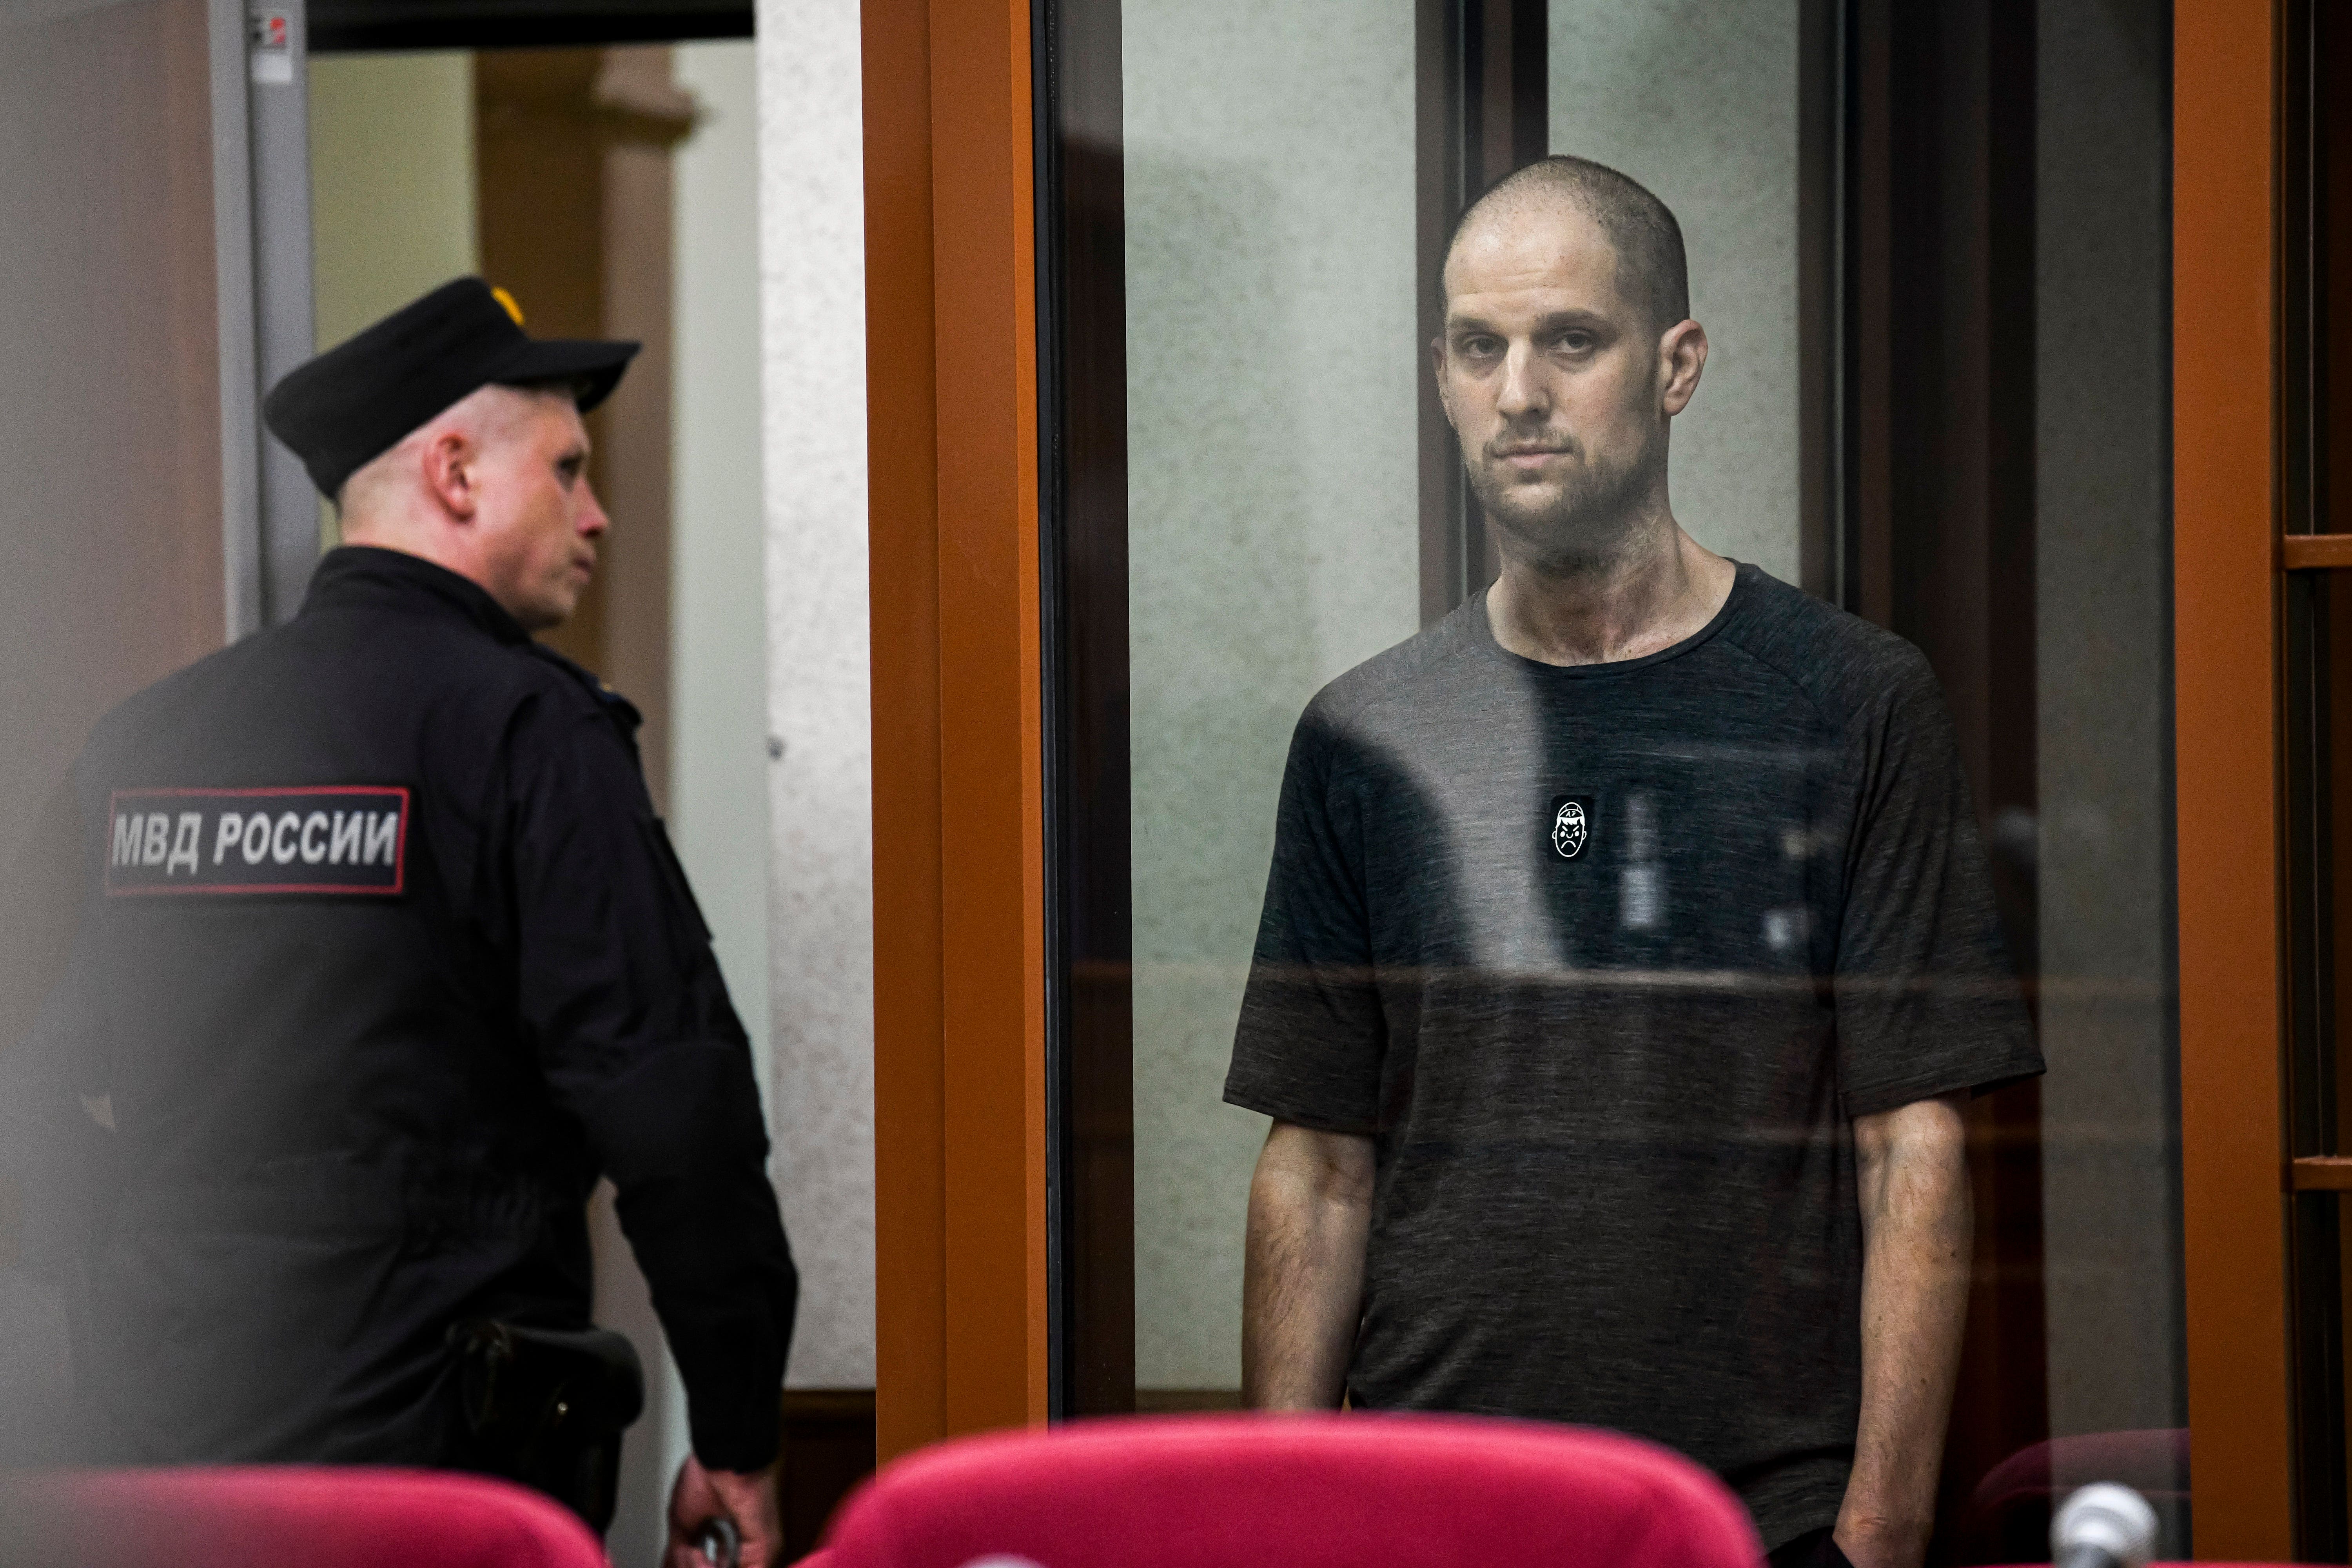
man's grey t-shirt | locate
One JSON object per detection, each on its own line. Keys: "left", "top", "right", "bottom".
{"left": 1223, "top": 564, "right": 2041, "bottom": 1548}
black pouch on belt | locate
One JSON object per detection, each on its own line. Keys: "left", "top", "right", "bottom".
{"left": 446, "top": 1318, "right": 646, "bottom": 1535}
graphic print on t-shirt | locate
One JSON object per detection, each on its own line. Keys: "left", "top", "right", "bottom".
{"left": 1547, "top": 794, "right": 1593, "bottom": 859}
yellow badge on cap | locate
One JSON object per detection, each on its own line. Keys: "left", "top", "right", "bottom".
{"left": 490, "top": 286, "right": 526, "bottom": 327}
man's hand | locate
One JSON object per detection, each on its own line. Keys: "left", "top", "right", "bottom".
{"left": 1834, "top": 1093, "right": 1972, "bottom": 1568}
{"left": 1241, "top": 1120, "right": 1375, "bottom": 1409}
{"left": 664, "top": 1452, "right": 784, "bottom": 1568}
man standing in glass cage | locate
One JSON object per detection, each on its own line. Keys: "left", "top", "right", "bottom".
{"left": 1230, "top": 156, "right": 2041, "bottom": 1568}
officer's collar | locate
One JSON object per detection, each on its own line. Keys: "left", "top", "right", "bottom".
{"left": 301, "top": 546, "right": 535, "bottom": 647}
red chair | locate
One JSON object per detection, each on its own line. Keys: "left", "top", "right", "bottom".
{"left": 801, "top": 1412, "right": 1761, "bottom": 1568}
{"left": 2, "top": 1466, "right": 606, "bottom": 1568}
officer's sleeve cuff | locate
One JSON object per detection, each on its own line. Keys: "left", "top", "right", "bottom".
{"left": 689, "top": 1396, "right": 781, "bottom": 1475}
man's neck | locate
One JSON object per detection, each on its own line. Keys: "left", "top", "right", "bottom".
{"left": 1484, "top": 519, "right": 1737, "bottom": 667}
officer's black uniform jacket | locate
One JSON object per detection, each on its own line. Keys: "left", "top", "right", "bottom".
{"left": 24, "top": 546, "right": 795, "bottom": 1471}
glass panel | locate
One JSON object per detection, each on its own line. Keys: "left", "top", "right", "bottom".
{"left": 2302, "top": 567, "right": 2352, "bottom": 1552}
{"left": 2029, "top": 0, "right": 2183, "bottom": 1545}
{"left": 1548, "top": 4, "right": 1805, "bottom": 581}
{"left": 1073, "top": 0, "right": 2187, "bottom": 1558}
{"left": 2291, "top": 0, "right": 2352, "bottom": 1549}
{"left": 1122, "top": 0, "right": 1422, "bottom": 1406}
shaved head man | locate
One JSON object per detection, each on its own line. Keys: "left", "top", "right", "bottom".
{"left": 336, "top": 379, "right": 608, "bottom": 632}
{"left": 1229, "top": 157, "right": 2038, "bottom": 1568}
{"left": 1434, "top": 154, "right": 1724, "bottom": 653}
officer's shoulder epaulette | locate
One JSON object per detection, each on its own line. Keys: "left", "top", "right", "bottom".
{"left": 521, "top": 641, "right": 644, "bottom": 735}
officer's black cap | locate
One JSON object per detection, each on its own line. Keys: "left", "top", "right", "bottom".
{"left": 262, "top": 277, "right": 641, "bottom": 499}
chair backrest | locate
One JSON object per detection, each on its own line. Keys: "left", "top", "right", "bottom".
{"left": 0, "top": 1466, "right": 605, "bottom": 1568}
{"left": 809, "top": 1412, "right": 1761, "bottom": 1568}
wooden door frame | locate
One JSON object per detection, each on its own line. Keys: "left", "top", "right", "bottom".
{"left": 863, "top": 0, "right": 1051, "bottom": 1462}
{"left": 2175, "top": 0, "right": 2294, "bottom": 1556}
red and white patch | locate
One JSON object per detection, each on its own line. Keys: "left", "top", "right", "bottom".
{"left": 105, "top": 786, "right": 410, "bottom": 897}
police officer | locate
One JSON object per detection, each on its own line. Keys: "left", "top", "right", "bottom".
{"left": 17, "top": 279, "right": 795, "bottom": 1568}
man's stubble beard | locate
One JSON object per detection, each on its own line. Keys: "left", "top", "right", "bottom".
{"left": 1465, "top": 426, "right": 1666, "bottom": 578}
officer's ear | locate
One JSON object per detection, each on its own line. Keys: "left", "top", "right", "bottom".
{"left": 419, "top": 427, "right": 483, "bottom": 524}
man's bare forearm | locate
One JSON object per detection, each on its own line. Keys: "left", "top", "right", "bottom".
{"left": 1241, "top": 1121, "right": 1375, "bottom": 1408}
{"left": 1837, "top": 1093, "right": 1973, "bottom": 1568}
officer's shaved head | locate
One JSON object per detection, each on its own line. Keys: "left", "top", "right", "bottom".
{"left": 334, "top": 380, "right": 608, "bottom": 631}
{"left": 1441, "top": 156, "right": 1689, "bottom": 336}
{"left": 337, "top": 382, "right": 575, "bottom": 519}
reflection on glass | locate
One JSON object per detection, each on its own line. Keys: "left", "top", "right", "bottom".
{"left": 1124, "top": 0, "right": 1420, "bottom": 1402}
{"left": 1223, "top": 152, "right": 2042, "bottom": 1561}
{"left": 1549, "top": 0, "right": 1803, "bottom": 580}
{"left": 1116, "top": 0, "right": 2181, "bottom": 1561}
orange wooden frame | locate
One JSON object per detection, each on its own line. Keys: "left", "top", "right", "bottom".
{"left": 2284, "top": 534, "right": 2352, "bottom": 572}
{"left": 2174, "top": 0, "right": 2292, "bottom": 1555}
{"left": 864, "top": 0, "right": 1050, "bottom": 1463}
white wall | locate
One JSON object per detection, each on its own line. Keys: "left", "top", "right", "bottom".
{"left": 755, "top": 0, "right": 875, "bottom": 1390}
{"left": 673, "top": 42, "right": 772, "bottom": 1172}
{"left": 1124, "top": 0, "right": 1421, "bottom": 1390}
{"left": 619, "top": 27, "right": 882, "bottom": 1533}
{"left": 599, "top": 44, "right": 775, "bottom": 1561}
{"left": 1549, "top": 0, "right": 1802, "bottom": 584}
